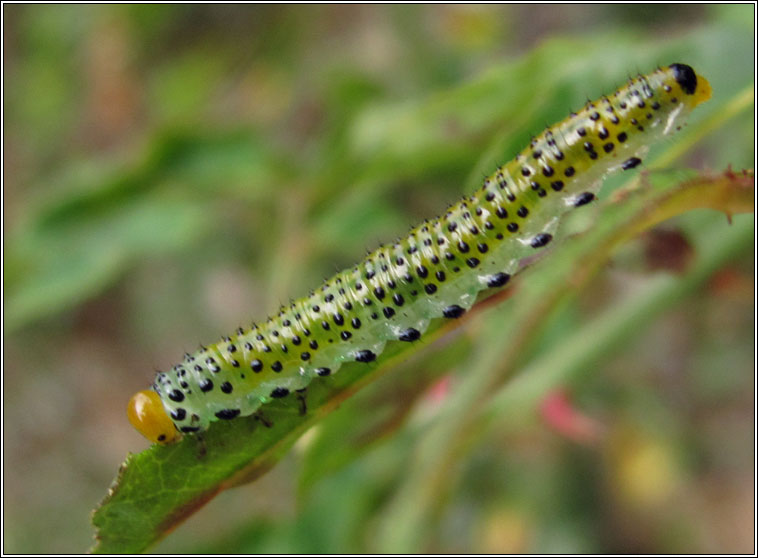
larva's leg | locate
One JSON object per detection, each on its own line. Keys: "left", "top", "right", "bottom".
{"left": 296, "top": 388, "right": 308, "bottom": 416}
{"left": 254, "top": 410, "right": 273, "bottom": 428}
{"left": 194, "top": 432, "right": 207, "bottom": 459}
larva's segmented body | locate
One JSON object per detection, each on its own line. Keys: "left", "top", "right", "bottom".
{"left": 128, "top": 64, "right": 711, "bottom": 444}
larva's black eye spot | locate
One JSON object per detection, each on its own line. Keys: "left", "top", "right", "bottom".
{"left": 355, "top": 350, "right": 376, "bottom": 363}
{"left": 487, "top": 272, "right": 511, "bottom": 288}
{"left": 215, "top": 409, "right": 241, "bottom": 420}
{"left": 398, "top": 328, "right": 421, "bottom": 342}
{"left": 622, "top": 157, "right": 642, "bottom": 170}
{"left": 531, "top": 233, "right": 553, "bottom": 248}
{"left": 669, "top": 63, "right": 697, "bottom": 95}
{"left": 270, "top": 388, "right": 289, "bottom": 399}
{"left": 573, "top": 192, "right": 596, "bottom": 207}
{"left": 443, "top": 304, "right": 466, "bottom": 318}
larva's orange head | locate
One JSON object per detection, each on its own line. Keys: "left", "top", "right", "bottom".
{"left": 670, "top": 63, "right": 712, "bottom": 108}
{"left": 127, "top": 390, "right": 180, "bottom": 445}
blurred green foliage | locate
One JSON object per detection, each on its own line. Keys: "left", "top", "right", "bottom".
{"left": 3, "top": 4, "right": 754, "bottom": 553}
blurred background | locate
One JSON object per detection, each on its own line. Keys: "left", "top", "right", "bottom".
{"left": 3, "top": 4, "right": 754, "bottom": 553}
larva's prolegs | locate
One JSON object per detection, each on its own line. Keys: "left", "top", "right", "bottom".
{"left": 127, "top": 63, "right": 712, "bottom": 445}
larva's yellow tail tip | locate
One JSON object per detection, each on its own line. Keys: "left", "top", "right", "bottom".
{"left": 127, "top": 390, "right": 181, "bottom": 445}
{"left": 694, "top": 73, "right": 712, "bottom": 105}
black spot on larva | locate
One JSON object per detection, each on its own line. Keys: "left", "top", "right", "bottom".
{"left": 416, "top": 265, "right": 428, "bottom": 278}
{"left": 598, "top": 127, "right": 609, "bottom": 139}
{"left": 590, "top": 111, "right": 600, "bottom": 121}
{"left": 355, "top": 350, "right": 377, "bottom": 363}
{"left": 333, "top": 313, "right": 344, "bottom": 326}
{"left": 517, "top": 206, "right": 529, "bottom": 218}
{"left": 301, "top": 351, "right": 311, "bottom": 361}
{"left": 309, "top": 339, "right": 318, "bottom": 350}
{"left": 199, "top": 380, "right": 213, "bottom": 392}
{"left": 399, "top": 328, "right": 421, "bottom": 342}
{"left": 603, "top": 142, "right": 614, "bottom": 153}
{"left": 270, "top": 388, "right": 289, "bottom": 398}
{"left": 447, "top": 222, "right": 458, "bottom": 233}
{"left": 458, "top": 241, "right": 470, "bottom": 253}
{"left": 588, "top": 151, "right": 598, "bottom": 160}
{"left": 485, "top": 191, "right": 496, "bottom": 202}
{"left": 171, "top": 408, "right": 187, "bottom": 421}
{"left": 392, "top": 293, "right": 404, "bottom": 306}
{"left": 271, "top": 361, "right": 283, "bottom": 372}
{"left": 374, "top": 286, "right": 385, "bottom": 300}
{"left": 316, "top": 367, "right": 331, "bottom": 376}
{"left": 325, "top": 294, "right": 334, "bottom": 302}
{"left": 215, "top": 409, "right": 241, "bottom": 420}
{"left": 383, "top": 306, "right": 396, "bottom": 318}
{"left": 521, "top": 167, "right": 531, "bottom": 177}
{"left": 251, "top": 359, "right": 263, "bottom": 372}
{"left": 622, "top": 157, "right": 642, "bottom": 170}
{"left": 532, "top": 149, "right": 542, "bottom": 159}
{"left": 425, "top": 283, "right": 438, "bottom": 294}
{"left": 565, "top": 166, "right": 575, "bottom": 177}
{"left": 477, "top": 243, "right": 488, "bottom": 254}
{"left": 466, "top": 257, "right": 480, "bottom": 268}
{"left": 583, "top": 141, "right": 594, "bottom": 152}
{"left": 181, "top": 426, "right": 201, "bottom": 433}
{"left": 221, "top": 382, "right": 233, "bottom": 394}
{"left": 551, "top": 180, "right": 564, "bottom": 191}
{"left": 321, "top": 321, "right": 330, "bottom": 331}
{"left": 574, "top": 192, "right": 596, "bottom": 207}
{"left": 651, "top": 101, "right": 660, "bottom": 110}
{"left": 487, "top": 272, "right": 511, "bottom": 288}
{"left": 577, "top": 127, "right": 586, "bottom": 136}
{"left": 531, "top": 233, "right": 553, "bottom": 248}
{"left": 496, "top": 207, "right": 508, "bottom": 219}
{"left": 443, "top": 304, "right": 466, "bottom": 318}
{"left": 168, "top": 389, "right": 185, "bottom": 402}
{"left": 542, "top": 166, "right": 554, "bottom": 177}
{"left": 507, "top": 222, "right": 519, "bottom": 232}
{"left": 340, "top": 331, "right": 352, "bottom": 341}
{"left": 617, "top": 132, "right": 627, "bottom": 142}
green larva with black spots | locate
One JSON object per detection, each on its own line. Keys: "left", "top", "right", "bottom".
{"left": 128, "top": 63, "right": 712, "bottom": 445}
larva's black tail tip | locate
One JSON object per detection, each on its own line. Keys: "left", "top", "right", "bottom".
{"left": 669, "top": 63, "right": 697, "bottom": 95}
